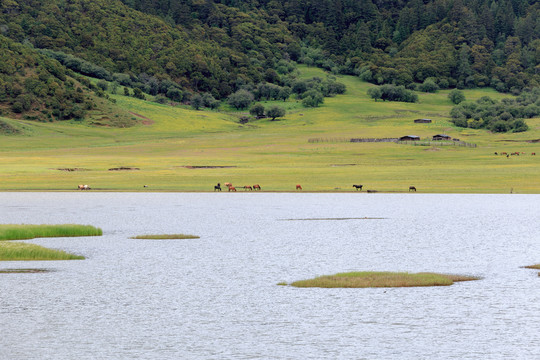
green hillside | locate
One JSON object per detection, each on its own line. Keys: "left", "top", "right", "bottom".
{"left": 1, "top": 67, "right": 538, "bottom": 193}
{"left": 0, "top": 0, "right": 538, "bottom": 192}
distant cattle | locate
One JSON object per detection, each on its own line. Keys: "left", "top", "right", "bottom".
{"left": 253, "top": 184, "right": 261, "bottom": 190}
{"left": 409, "top": 186, "right": 416, "bottom": 192}
{"left": 78, "top": 184, "right": 90, "bottom": 190}
{"left": 353, "top": 184, "right": 363, "bottom": 191}
{"left": 296, "top": 184, "right": 302, "bottom": 190}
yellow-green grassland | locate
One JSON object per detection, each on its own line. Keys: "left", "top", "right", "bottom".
{"left": 1, "top": 67, "right": 538, "bottom": 193}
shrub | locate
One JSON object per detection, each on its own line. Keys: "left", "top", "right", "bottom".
{"left": 227, "top": 89, "right": 254, "bottom": 109}
{"left": 448, "top": 89, "right": 465, "bottom": 104}
{"left": 418, "top": 79, "right": 439, "bottom": 93}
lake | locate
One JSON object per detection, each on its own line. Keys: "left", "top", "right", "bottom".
{"left": 1, "top": 193, "right": 539, "bottom": 359}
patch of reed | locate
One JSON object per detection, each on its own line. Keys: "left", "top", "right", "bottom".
{"left": 0, "top": 268, "right": 51, "bottom": 273}
{"left": 287, "top": 271, "right": 480, "bottom": 288}
{"left": 131, "top": 234, "right": 200, "bottom": 239}
{"left": 0, "top": 224, "right": 102, "bottom": 241}
{"left": 522, "top": 264, "right": 540, "bottom": 269}
{"left": 0, "top": 242, "right": 84, "bottom": 261}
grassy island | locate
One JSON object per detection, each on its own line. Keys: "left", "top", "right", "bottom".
{"left": 0, "top": 224, "right": 101, "bottom": 261}
{"left": 284, "top": 271, "right": 480, "bottom": 288}
{"left": 0, "top": 242, "right": 85, "bottom": 261}
{"left": 0, "top": 224, "right": 102, "bottom": 241}
{"left": 131, "top": 234, "right": 200, "bottom": 239}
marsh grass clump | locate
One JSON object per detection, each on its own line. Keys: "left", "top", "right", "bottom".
{"left": 0, "top": 242, "right": 85, "bottom": 261}
{"left": 0, "top": 268, "right": 51, "bottom": 273}
{"left": 522, "top": 264, "right": 540, "bottom": 269}
{"left": 131, "top": 234, "right": 200, "bottom": 240}
{"left": 0, "top": 224, "right": 102, "bottom": 241}
{"left": 287, "top": 271, "right": 480, "bottom": 288}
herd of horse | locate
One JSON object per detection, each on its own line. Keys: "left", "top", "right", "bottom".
{"left": 495, "top": 151, "right": 536, "bottom": 157}
{"left": 77, "top": 182, "right": 417, "bottom": 192}
{"left": 214, "top": 183, "right": 263, "bottom": 192}
{"left": 214, "top": 183, "right": 417, "bottom": 192}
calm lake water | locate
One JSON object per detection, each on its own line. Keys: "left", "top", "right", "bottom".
{"left": 1, "top": 193, "right": 539, "bottom": 359}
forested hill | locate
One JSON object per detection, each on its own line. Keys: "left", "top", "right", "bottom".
{"left": 0, "top": 0, "right": 539, "bottom": 122}
{"left": 119, "top": 0, "right": 539, "bottom": 92}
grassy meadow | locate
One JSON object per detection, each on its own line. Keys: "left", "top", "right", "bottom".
{"left": 0, "top": 66, "right": 539, "bottom": 193}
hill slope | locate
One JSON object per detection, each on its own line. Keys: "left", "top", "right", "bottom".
{"left": 0, "top": 67, "right": 538, "bottom": 193}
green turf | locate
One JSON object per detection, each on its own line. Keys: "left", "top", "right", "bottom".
{"left": 0, "top": 66, "right": 538, "bottom": 193}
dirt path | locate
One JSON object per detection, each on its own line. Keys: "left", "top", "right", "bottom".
{"left": 128, "top": 111, "right": 154, "bottom": 125}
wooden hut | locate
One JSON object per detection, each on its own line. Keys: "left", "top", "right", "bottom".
{"left": 399, "top": 135, "right": 420, "bottom": 141}
{"left": 432, "top": 134, "right": 451, "bottom": 141}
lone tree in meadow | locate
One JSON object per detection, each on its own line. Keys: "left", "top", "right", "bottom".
{"left": 249, "top": 103, "right": 265, "bottom": 118}
{"left": 367, "top": 87, "right": 382, "bottom": 101}
{"left": 266, "top": 106, "right": 286, "bottom": 121}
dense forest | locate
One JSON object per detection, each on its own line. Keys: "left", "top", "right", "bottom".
{"left": 0, "top": 0, "right": 538, "bottom": 123}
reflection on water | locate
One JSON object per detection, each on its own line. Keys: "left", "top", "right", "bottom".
{"left": 1, "top": 193, "right": 540, "bottom": 359}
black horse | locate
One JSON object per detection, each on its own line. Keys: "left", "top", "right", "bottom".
{"left": 409, "top": 186, "right": 416, "bottom": 192}
{"left": 353, "top": 184, "right": 363, "bottom": 191}
{"left": 214, "top": 183, "right": 221, "bottom": 191}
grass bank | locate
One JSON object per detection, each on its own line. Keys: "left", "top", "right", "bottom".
{"left": 523, "top": 264, "right": 540, "bottom": 269}
{"left": 284, "top": 271, "right": 480, "bottom": 288}
{"left": 131, "top": 234, "right": 199, "bottom": 239}
{"left": 0, "top": 242, "right": 84, "bottom": 261}
{"left": 0, "top": 224, "right": 102, "bottom": 240}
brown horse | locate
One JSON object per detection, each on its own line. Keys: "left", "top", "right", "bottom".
{"left": 228, "top": 186, "right": 236, "bottom": 192}
{"left": 253, "top": 184, "right": 261, "bottom": 190}
{"left": 243, "top": 185, "right": 253, "bottom": 191}
{"left": 224, "top": 182, "right": 232, "bottom": 188}
{"left": 532, "top": 153, "right": 536, "bottom": 156}
{"left": 296, "top": 184, "right": 302, "bottom": 190}
{"left": 409, "top": 186, "right": 416, "bottom": 192}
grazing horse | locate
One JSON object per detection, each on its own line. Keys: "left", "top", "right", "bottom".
{"left": 353, "top": 184, "right": 363, "bottom": 191}
{"left": 296, "top": 184, "right": 302, "bottom": 190}
{"left": 243, "top": 185, "right": 253, "bottom": 191}
{"left": 224, "top": 182, "right": 232, "bottom": 188}
{"left": 532, "top": 153, "right": 536, "bottom": 156}
{"left": 214, "top": 183, "right": 221, "bottom": 191}
{"left": 409, "top": 186, "right": 416, "bottom": 192}
{"left": 253, "top": 184, "right": 261, "bottom": 191}
{"left": 228, "top": 186, "right": 236, "bottom": 192}
{"left": 78, "top": 184, "right": 84, "bottom": 190}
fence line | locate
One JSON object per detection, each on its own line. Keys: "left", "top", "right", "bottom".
{"left": 396, "top": 141, "right": 477, "bottom": 148}
{"left": 307, "top": 137, "right": 477, "bottom": 148}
